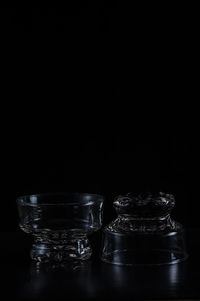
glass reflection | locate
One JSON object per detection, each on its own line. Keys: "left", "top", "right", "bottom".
{"left": 22, "top": 261, "right": 98, "bottom": 299}
{"left": 99, "top": 261, "right": 188, "bottom": 297}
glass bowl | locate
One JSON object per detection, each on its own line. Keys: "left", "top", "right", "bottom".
{"left": 101, "top": 192, "right": 188, "bottom": 265}
{"left": 17, "top": 193, "right": 104, "bottom": 262}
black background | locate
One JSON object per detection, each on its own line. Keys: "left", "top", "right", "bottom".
{"left": 0, "top": 4, "right": 196, "bottom": 232}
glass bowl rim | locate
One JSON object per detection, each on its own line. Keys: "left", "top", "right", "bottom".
{"left": 16, "top": 192, "right": 104, "bottom": 206}
{"left": 103, "top": 227, "right": 184, "bottom": 237}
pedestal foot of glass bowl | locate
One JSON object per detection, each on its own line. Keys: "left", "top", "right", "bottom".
{"left": 31, "top": 235, "right": 92, "bottom": 262}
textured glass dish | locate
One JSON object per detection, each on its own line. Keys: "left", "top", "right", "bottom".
{"left": 101, "top": 192, "right": 188, "bottom": 265}
{"left": 17, "top": 193, "right": 104, "bottom": 262}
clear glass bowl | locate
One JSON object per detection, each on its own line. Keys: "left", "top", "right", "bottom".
{"left": 17, "top": 193, "right": 104, "bottom": 262}
{"left": 101, "top": 192, "right": 188, "bottom": 266}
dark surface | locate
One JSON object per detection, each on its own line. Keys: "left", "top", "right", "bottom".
{"left": 1, "top": 229, "right": 200, "bottom": 300}
{"left": 0, "top": 6, "right": 195, "bottom": 234}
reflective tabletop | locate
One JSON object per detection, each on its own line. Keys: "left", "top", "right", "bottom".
{"left": 1, "top": 229, "right": 200, "bottom": 300}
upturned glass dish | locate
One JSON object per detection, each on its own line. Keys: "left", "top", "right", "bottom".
{"left": 17, "top": 193, "right": 104, "bottom": 262}
{"left": 101, "top": 192, "right": 188, "bottom": 265}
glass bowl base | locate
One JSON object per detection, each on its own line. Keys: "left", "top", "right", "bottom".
{"left": 31, "top": 235, "right": 92, "bottom": 262}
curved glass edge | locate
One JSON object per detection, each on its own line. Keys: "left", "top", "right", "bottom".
{"left": 103, "top": 226, "right": 185, "bottom": 237}
{"left": 16, "top": 192, "right": 104, "bottom": 206}
{"left": 101, "top": 255, "right": 189, "bottom": 266}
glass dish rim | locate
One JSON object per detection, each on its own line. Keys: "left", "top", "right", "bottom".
{"left": 103, "top": 227, "right": 184, "bottom": 237}
{"left": 16, "top": 192, "right": 104, "bottom": 206}
{"left": 100, "top": 254, "right": 189, "bottom": 266}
